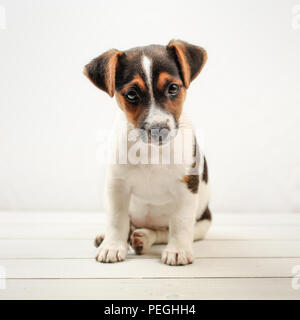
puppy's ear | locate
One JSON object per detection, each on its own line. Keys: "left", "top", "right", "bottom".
{"left": 83, "top": 49, "right": 124, "bottom": 97}
{"left": 167, "top": 40, "right": 207, "bottom": 88}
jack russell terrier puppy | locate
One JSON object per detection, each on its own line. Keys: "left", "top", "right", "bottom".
{"left": 84, "top": 40, "right": 211, "bottom": 266}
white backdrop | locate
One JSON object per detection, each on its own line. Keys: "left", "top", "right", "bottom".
{"left": 0, "top": 0, "right": 300, "bottom": 213}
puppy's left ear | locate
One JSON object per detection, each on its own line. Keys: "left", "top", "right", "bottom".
{"left": 83, "top": 49, "right": 124, "bottom": 97}
{"left": 167, "top": 40, "right": 207, "bottom": 88}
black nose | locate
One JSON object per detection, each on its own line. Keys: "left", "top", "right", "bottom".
{"left": 148, "top": 125, "right": 170, "bottom": 144}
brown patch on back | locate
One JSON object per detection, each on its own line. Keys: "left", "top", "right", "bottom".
{"left": 181, "top": 174, "right": 199, "bottom": 193}
{"left": 115, "top": 92, "right": 146, "bottom": 128}
{"left": 181, "top": 136, "right": 202, "bottom": 193}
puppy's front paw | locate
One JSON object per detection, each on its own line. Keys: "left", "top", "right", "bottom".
{"left": 161, "top": 246, "right": 194, "bottom": 266}
{"left": 96, "top": 241, "right": 128, "bottom": 263}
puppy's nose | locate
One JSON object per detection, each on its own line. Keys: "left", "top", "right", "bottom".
{"left": 148, "top": 124, "right": 170, "bottom": 144}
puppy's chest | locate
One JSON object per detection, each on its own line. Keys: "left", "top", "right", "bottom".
{"left": 126, "top": 165, "right": 183, "bottom": 202}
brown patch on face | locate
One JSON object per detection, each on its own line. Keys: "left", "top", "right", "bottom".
{"left": 155, "top": 72, "right": 186, "bottom": 122}
{"left": 163, "top": 86, "right": 186, "bottom": 122}
{"left": 181, "top": 174, "right": 199, "bottom": 193}
{"left": 157, "top": 72, "right": 182, "bottom": 91}
{"left": 121, "top": 74, "right": 147, "bottom": 93}
{"left": 115, "top": 92, "right": 146, "bottom": 128}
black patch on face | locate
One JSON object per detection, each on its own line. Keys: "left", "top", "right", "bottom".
{"left": 114, "top": 45, "right": 183, "bottom": 130}
{"left": 115, "top": 51, "right": 143, "bottom": 90}
{"left": 150, "top": 48, "right": 181, "bottom": 105}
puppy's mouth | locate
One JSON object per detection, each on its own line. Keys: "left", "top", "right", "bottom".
{"left": 139, "top": 126, "right": 178, "bottom": 145}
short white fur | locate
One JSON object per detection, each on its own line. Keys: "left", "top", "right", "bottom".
{"left": 96, "top": 110, "right": 210, "bottom": 265}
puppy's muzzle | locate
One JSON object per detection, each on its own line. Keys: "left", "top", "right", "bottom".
{"left": 148, "top": 125, "right": 170, "bottom": 145}
{"left": 140, "top": 122, "right": 172, "bottom": 145}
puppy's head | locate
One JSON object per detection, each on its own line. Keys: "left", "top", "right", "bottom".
{"left": 84, "top": 40, "right": 207, "bottom": 145}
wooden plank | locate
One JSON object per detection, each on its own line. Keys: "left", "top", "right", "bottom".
{"left": 1, "top": 239, "right": 300, "bottom": 259}
{"left": 0, "top": 212, "right": 106, "bottom": 224}
{"left": 0, "top": 278, "right": 299, "bottom": 300}
{"left": 1, "top": 258, "right": 299, "bottom": 279}
{"left": 147, "top": 240, "right": 300, "bottom": 258}
{"left": 0, "top": 211, "right": 300, "bottom": 225}
{"left": 1, "top": 212, "right": 300, "bottom": 225}
{"left": 207, "top": 225, "right": 300, "bottom": 240}
{"left": 1, "top": 223, "right": 300, "bottom": 240}
{"left": 206, "top": 225, "right": 300, "bottom": 240}
{"left": 213, "top": 213, "right": 300, "bottom": 225}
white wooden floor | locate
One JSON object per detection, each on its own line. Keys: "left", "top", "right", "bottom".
{"left": 0, "top": 212, "right": 300, "bottom": 300}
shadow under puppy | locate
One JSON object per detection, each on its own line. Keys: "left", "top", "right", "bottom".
{"left": 84, "top": 40, "right": 211, "bottom": 266}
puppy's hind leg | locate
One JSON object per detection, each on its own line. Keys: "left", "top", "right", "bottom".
{"left": 130, "top": 228, "right": 169, "bottom": 255}
{"left": 130, "top": 229, "right": 156, "bottom": 255}
{"left": 129, "top": 207, "right": 211, "bottom": 256}
{"left": 129, "top": 214, "right": 211, "bottom": 255}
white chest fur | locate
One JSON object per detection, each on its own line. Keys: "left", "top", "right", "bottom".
{"left": 105, "top": 112, "right": 208, "bottom": 229}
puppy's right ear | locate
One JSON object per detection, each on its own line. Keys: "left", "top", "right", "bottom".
{"left": 83, "top": 49, "right": 124, "bottom": 97}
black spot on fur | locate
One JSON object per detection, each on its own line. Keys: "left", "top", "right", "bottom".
{"left": 134, "top": 245, "right": 143, "bottom": 255}
{"left": 197, "top": 206, "right": 212, "bottom": 221}
{"left": 202, "top": 156, "right": 208, "bottom": 183}
{"left": 183, "top": 174, "right": 199, "bottom": 193}
{"left": 182, "top": 136, "right": 201, "bottom": 193}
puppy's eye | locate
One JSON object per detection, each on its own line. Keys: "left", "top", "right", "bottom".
{"left": 168, "top": 83, "right": 180, "bottom": 96}
{"left": 125, "top": 90, "right": 139, "bottom": 103}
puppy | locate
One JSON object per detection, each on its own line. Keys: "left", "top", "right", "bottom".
{"left": 84, "top": 40, "right": 211, "bottom": 266}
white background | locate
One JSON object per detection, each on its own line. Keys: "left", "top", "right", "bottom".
{"left": 0, "top": 0, "right": 300, "bottom": 213}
